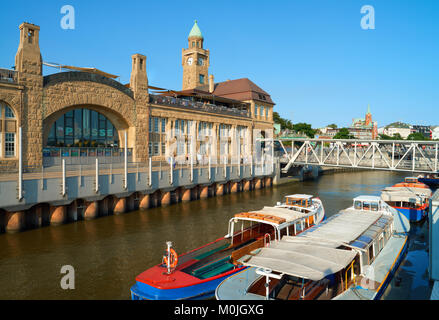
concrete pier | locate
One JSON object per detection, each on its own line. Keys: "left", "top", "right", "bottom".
{"left": 0, "top": 157, "right": 277, "bottom": 233}
{"left": 50, "top": 206, "right": 66, "bottom": 225}
{"left": 113, "top": 198, "right": 126, "bottom": 215}
{"left": 84, "top": 201, "right": 98, "bottom": 220}
{"left": 6, "top": 211, "right": 24, "bottom": 233}
{"left": 199, "top": 186, "right": 209, "bottom": 199}
{"left": 139, "top": 194, "right": 150, "bottom": 210}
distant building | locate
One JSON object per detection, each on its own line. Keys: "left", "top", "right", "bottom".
{"left": 382, "top": 127, "right": 411, "bottom": 139}
{"left": 432, "top": 127, "right": 439, "bottom": 140}
{"left": 411, "top": 125, "right": 432, "bottom": 139}
{"left": 350, "top": 104, "right": 378, "bottom": 139}
{"left": 321, "top": 105, "right": 378, "bottom": 140}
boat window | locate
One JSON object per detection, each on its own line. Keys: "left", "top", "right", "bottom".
{"left": 370, "top": 202, "right": 379, "bottom": 211}
{"left": 361, "top": 251, "right": 369, "bottom": 267}
{"left": 288, "top": 224, "right": 296, "bottom": 236}
{"left": 368, "top": 244, "right": 374, "bottom": 263}
{"left": 363, "top": 202, "right": 371, "bottom": 211}
{"left": 354, "top": 201, "right": 362, "bottom": 210}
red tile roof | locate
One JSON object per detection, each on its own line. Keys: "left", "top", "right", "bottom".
{"left": 212, "top": 78, "right": 274, "bottom": 105}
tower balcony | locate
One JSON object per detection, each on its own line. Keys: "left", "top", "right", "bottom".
{"left": 0, "top": 68, "right": 18, "bottom": 84}
{"left": 149, "top": 94, "right": 250, "bottom": 118}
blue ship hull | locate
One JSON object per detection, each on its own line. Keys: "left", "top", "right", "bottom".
{"left": 130, "top": 268, "right": 246, "bottom": 300}
{"left": 393, "top": 207, "right": 427, "bottom": 222}
{"left": 418, "top": 178, "right": 439, "bottom": 188}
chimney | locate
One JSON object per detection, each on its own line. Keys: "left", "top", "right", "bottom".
{"left": 130, "top": 53, "right": 148, "bottom": 94}
{"left": 209, "top": 74, "right": 214, "bottom": 93}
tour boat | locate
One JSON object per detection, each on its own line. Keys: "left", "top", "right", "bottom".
{"left": 381, "top": 177, "right": 432, "bottom": 222}
{"left": 215, "top": 195, "right": 410, "bottom": 300}
{"left": 418, "top": 174, "right": 439, "bottom": 189}
{"left": 130, "top": 194, "right": 325, "bottom": 300}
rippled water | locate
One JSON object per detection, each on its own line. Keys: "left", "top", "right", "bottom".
{"left": 0, "top": 170, "right": 433, "bottom": 299}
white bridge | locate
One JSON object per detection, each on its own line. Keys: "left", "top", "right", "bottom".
{"left": 276, "top": 138, "right": 439, "bottom": 174}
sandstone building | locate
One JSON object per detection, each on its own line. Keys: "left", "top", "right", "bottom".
{"left": 0, "top": 21, "right": 274, "bottom": 171}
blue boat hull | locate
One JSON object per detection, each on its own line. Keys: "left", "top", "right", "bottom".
{"left": 418, "top": 178, "right": 439, "bottom": 188}
{"left": 130, "top": 268, "right": 246, "bottom": 300}
{"left": 393, "top": 207, "right": 427, "bottom": 223}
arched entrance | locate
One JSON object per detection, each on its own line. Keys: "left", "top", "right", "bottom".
{"left": 42, "top": 105, "right": 132, "bottom": 166}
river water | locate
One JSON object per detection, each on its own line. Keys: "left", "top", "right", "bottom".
{"left": 0, "top": 170, "right": 433, "bottom": 299}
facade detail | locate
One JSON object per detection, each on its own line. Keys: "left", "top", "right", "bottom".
{"left": 0, "top": 21, "right": 274, "bottom": 170}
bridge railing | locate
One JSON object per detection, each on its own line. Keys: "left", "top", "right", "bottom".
{"left": 276, "top": 138, "right": 439, "bottom": 174}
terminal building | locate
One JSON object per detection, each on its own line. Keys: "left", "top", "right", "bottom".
{"left": 0, "top": 21, "right": 274, "bottom": 172}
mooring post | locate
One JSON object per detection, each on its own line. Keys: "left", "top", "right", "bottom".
{"left": 62, "top": 158, "right": 66, "bottom": 196}
{"left": 95, "top": 158, "right": 99, "bottom": 193}
{"left": 148, "top": 157, "right": 152, "bottom": 186}
{"left": 18, "top": 127, "right": 23, "bottom": 200}
{"left": 124, "top": 131, "right": 128, "bottom": 190}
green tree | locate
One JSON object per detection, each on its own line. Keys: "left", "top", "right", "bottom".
{"left": 327, "top": 123, "right": 337, "bottom": 129}
{"left": 333, "top": 128, "right": 355, "bottom": 139}
{"left": 292, "top": 122, "right": 316, "bottom": 138}
{"left": 407, "top": 132, "right": 427, "bottom": 141}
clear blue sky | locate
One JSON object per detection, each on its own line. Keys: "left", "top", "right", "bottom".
{"left": 0, "top": 0, "right": 437, "bottom": 128}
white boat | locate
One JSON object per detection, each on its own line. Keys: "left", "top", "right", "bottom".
{"left": 215, "top": 195, "right": 410, "bottom": 300}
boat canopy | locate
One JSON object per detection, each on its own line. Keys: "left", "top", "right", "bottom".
{"left": 285, "top": 194, "right": 313, "bottom": 200}
{"left": 382, "top": 186, "right": 431, "bottom": 198}
{"left": 243, "top": 239, "right": 356, "bottom": 281}
{"left": 296, "top": 209, "right": 383, "bottom": 248}
{"left": 381, "top": 190, "right": 423, "bottom": 203}
{"left": 234, "top": 206, "right": 311, "bottom": 225}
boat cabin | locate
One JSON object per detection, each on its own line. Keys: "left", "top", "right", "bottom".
{"left": 353, "top": 196, "right": 384, "bottom": 212}
{"left": 404, "top": 177, "right": 419, "bottom": 184}
{"left": 227, "top": 206, "right": 317, "bottom": 246}
{"left": 284, "top": 194, "right": 313, "bottom": 208}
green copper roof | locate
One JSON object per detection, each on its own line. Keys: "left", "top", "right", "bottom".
{"left": 188, "top": 20, "right": 203, "bottom": 39}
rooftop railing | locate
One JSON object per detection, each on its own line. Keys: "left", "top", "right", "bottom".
{"left": 0, "top": 68, "right": 18, "bottom": 84}
{"left": 150, "top": 94, "right": 250, "bottom": 118}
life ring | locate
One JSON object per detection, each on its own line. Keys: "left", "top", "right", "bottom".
{"left": 163, "top": 248, "right": 178, "bottom": 269}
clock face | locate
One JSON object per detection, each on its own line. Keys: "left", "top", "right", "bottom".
{"left": 187, "top": 57, "right": 193, "bottom": 65}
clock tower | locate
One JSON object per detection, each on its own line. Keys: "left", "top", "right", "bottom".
{"left": 182, "top": 20, "right": 210, "bottom": 90}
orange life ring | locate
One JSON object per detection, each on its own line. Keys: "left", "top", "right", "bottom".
{"left": 163, "top": 248, "right": 178, "bottom": 269}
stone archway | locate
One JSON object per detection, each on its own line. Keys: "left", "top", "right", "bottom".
{"left": 42, "top": 104, "right": 131, "bottom": 148}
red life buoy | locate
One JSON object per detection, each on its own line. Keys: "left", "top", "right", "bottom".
{"left": 163, "top": 248, "right": 178, "bottom": 269}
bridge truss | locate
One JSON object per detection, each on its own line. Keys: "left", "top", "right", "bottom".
{"left": 277, "top": 138, "right": 439, "bottom": 174}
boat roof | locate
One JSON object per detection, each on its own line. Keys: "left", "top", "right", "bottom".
{"left": 243, "top": 239, "right": 356, "bottom": 281}
{"left": 297, "top": 208, "right": 383, "bottom": 247}
{"left": 382, "top": 186, "right": 432, "bottom": 197}
{"left": 285, "top": 194, "right": 313, "bottom": 199}
{"left": 242, "top": 208, "right": 391, "bottom": 281}
{"left": 234, "top": 206, "right": 309, "bottom": 224}
{"left": 353, "top": 195, "right": 381, "bottom": 202}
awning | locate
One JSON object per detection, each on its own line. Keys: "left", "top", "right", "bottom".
{"left": 243, "top": 240, "right": 356, "bottom": 281}
{"left": 382, "top": 186, "right": 431, "bottom": 198}
{"left": 297, "top": 209, "right": 382, "bottom": 246}
{"left": 247, "top": 206, "right": 311, "bottom": 223}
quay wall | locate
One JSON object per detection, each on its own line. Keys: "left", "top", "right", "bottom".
{"left": 0, "top": 163, "right": 274, "bottom": 233}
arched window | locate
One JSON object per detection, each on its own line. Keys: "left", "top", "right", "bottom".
{"left": 47, "top": 108, "right": 119, "bottom": 148}
{"left": 0, "top": 102, "right": 17, "bottom": 158}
